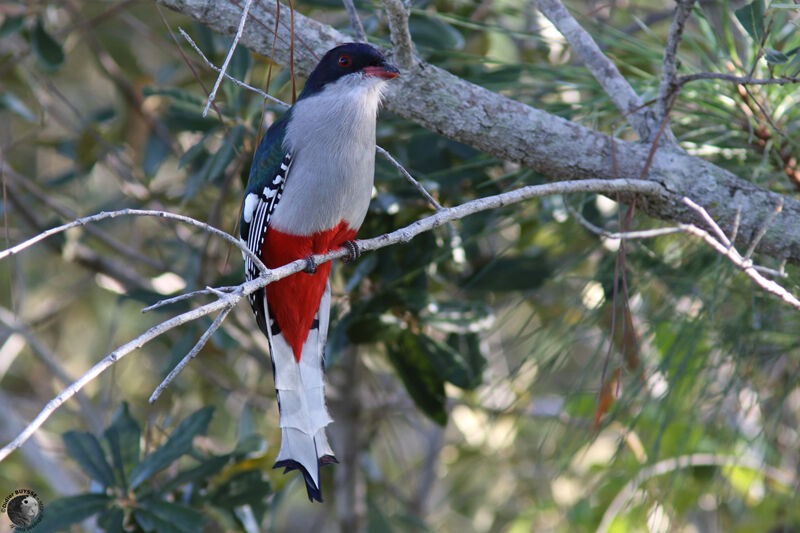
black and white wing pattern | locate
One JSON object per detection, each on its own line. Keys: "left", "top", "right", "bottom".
{"left": 240, "top": 152, "right": 292, "bottom": 334}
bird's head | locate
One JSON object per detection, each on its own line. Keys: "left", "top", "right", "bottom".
{"left": 299, "top": 43, "right": 399, "bottom": 99}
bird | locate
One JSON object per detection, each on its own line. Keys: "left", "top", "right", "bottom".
{"left": 239, "top": 42, "right": 399, "bottom": 501}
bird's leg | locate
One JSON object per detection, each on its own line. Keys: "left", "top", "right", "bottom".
{"left": 341, "top": 240, "right": 360, "bottom": 263}
{"left": 304, "top": 255, "right": 318, "bottom": 274}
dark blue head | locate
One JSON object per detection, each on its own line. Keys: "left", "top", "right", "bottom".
{"left": 299, "top": 43, "right": 399, "bottom": 99}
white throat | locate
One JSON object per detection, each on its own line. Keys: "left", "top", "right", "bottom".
{"left": 270, "top": 74, "right": 389, "bottom": 235}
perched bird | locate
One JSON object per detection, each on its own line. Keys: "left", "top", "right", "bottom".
{"left": 240, "top": 43, "right": 399, "bottom": 501}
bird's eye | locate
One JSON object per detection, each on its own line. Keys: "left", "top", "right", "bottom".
{"left": 338, "top": 54, "right": 351, "bottom": 67}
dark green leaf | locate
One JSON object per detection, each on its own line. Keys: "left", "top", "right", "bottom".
{"left": 204, "top": 125, "right": 244, "bottom": 183}
{"left": 463, "top": 254, "right": 551, "bottom": 292}
{"left": 129, "top": 406, "right": 214, "bottom": 489}
{"left": 210, "top": 470, "right": 272, "bottom": 508}
{"left": 32, "top": 494, "right": 111, "bottom": 533}
{"left": 417, "top": 334, "right": 484, "bottom": 389}
{"left": 62, "top": 431, "right": 117, "bottom": 487}
{"left": 177, "top": 131, "right": 213, "bottom": 170}
{"left": 0, "top": 15, "right": 25, "bottom": 38}
{"left": 0, "top": 92, "right": 37, "bottom": 122}
{"left": 228, "top": 45, "right": 251, "bottom": 85}
{"left": 30, "top": 18, "right": 65, "bottom": 72}
{"left": 143, "top": 133, "right": 171, "bottom": 177}
{"left": 764, "top": 48, "right": 789, "bottom": 64}
{"left": 409, "top": 13, "right": 465, "bottom": 50}
{"left": 134, "top": 499, "right": 206, "bottom": 533}
{"left": 346, "top": 313, "right": 405, "bottom": 344}
{"left": 97, "top": 506, "right": 125, "bottom": 533}
{"left": 158, "top": 454, "right": 231, "bottom": 495}
{"left": 103, "top": 402, "right": 141, "bottom": 489}
{"left": 734, "top": 0, "right": 764, "bottom": 43}
{"left": 386, "top": 331, "right": 448, "bottom": 425}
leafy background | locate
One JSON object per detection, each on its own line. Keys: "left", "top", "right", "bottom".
{"left": 1, "top": 0, "right": 800, "bottom": 531}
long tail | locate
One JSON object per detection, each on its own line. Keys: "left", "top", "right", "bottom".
{"left": 264, "top": 281, "right": 336, "bottom": 502}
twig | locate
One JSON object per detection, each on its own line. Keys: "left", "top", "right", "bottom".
{"left": 683, "top": 197, "right": 730, "bottom": 247}
{"left": 0, "top": 208, "right": 268, "bottom": 276}
{"left": 376, "top": 146, "right": 441, "bottom": 210}
{"left": 180, "top": 27, "right": 288, "bottom": 109}
{"left": 142, "top": 286, "right": 240, "bottom": 313}
{"left": 744, "top": 197, "right": 783, "bottom": 260}
{"left": 677, "top": 72, "right": 800, "bottom": 87}
{"left": 149, "top": 305, "right": 234, "bottom": 402}
{"left": 383, "top": 0, "right": 415, "bottom": 70}
{"left": 655, "top": 0, "right": 696, "bottom": 125}
{"left": 596, "top": 453, "right": 796, "bottom": 533}
{"left": 532, "top": 0, "right": 655, "bottom": 141}
{"left": 342, "top": 0, "right": 367, "bottom": 42}
{"left": 201, "top": 0, "right": 254, "bottom": 117}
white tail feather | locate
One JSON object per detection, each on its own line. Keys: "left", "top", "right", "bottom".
{"left": 265, "top": 282, "right": 334, "bottom": 501}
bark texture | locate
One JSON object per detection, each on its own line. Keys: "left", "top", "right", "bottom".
{"left": 157, "top": 0, "right": 800, "bottom": 264}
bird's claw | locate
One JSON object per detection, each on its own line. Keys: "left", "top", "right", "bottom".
{"left": 341, "top": 240, "right": 360, "bottom": 263}
{"left": 304, "top": 255, "right": 317, "bottom": 274}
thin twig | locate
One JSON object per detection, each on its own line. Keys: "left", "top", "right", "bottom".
{"left": 376, "top": 146, "right": 441, "bottom": 210}
{"left": 744, "top": 197, "right": 783, "bottom": 260}
{"left": 142, "top": 286, "right": 240, "bottom": 313}
{"left": 202, "top": 0, "right": 254, "bottom": 117}
{"left": 342, "top": 0, "right": 367, "bottom": 42}
{"left": 149, "top": 305, "right": 234, "bottom": 402}
{"left": 596, "top": 453, "right": 796, "bottom": 533}
{"left": 0, "top": 208, "right": 268, "bottom": 276}
{"left": 655, "top": 0, "right": 696, "bottom": 124}
{"left": 383, "top": 0, "right": 415, "bottom": 70}
{"left": 677, "top": 72, "right": 800, "bottom": 87}
{"left": 180, "top": 27, "right": 287, "bottom": 108}
{"left": 683, "top": 197, "right": 730, "bottom": 247}
{"left": 533, "top": 0, "right": 656, "bottom": 140}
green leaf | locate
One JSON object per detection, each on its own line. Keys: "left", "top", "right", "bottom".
{"left": 30, "top": 18, "right": 65, "bottom": 72}
{"left": 0, "top": 92, "right": 37, "bottom": 122}
{"left": 734, "top": 0, "right": 764, "bottom": 43}
{"left": 409, "top": 13, "right": 465, "bottom": 51}
{"left": 129, "top": 406, "right": 214, "bottom": 489}
{"left": 464, "top": 254, "right": 551, "bottom": 292}
{"left": 143, "top": 133, "right": 171, "bottom": 177}
{"left": 62, "top": 431, "right": 117, "bottom": 487}
{"left": 210, "top": 470, "right": 272, "bottom": 508}
{"left": 157, "top": 454, "right": 231, "bottom": 495}
{"left": 103, "top": 402, "right": 141, "bottom": 488}
{"left": 97, "top": 506, "right": 125, "bottom": 533}
{"left": 386, "top": 331, "right": 448, "bottom": 425}
{"left": 764, "top": 48, "right": 789, "bottom": 64}
{"left": 32, "top": 494, "right": 111, "bottom": 533}
{"left": 134, "top": 499, "right": 206, "bottom": 533}
{"left": 417, "top": 334, "right": 485, "bottom": 389}
{"left": 0, "top": 15, "right": 25, "bottom": 38}
{"left": 204, "top": 125, "right": 244, "bottom": 183}
{"left": 228, "top": 44, "right": 251, "bottom": 85}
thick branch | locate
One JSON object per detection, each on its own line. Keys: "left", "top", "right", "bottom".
{"left": 156, "top": 0, "right": 800, "bottom": 264}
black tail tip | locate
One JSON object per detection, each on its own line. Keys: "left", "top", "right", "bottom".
{"left": 273, "top": 456, "right": 337, "bottom": 503}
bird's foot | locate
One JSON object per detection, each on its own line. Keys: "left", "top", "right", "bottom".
{"left": 304, "top": 255, "right": 317, "bottom": 274}
{"left": 341, "top": 240, "right": 360, "bottom": 263}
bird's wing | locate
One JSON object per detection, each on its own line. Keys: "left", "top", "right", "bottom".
{"left": 240, "top": 116, "right": 291, "bottom": 335}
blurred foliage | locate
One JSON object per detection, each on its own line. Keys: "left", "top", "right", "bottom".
{"left": 0, "top": 0, "right": 800, "bottom": 532}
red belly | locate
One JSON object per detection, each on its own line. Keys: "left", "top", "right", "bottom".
{"left": 262, "top": 220, "right": 357, "bottom": 361}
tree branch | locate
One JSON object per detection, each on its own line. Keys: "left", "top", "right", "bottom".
{"left": 655, "top": 0, "right": 696, "bottom": 124}
{"left": 383, "top": 0, "right": 415, "bottom": 70}
{"left": 0, "top": 178, "right": 665, "bottom": 461}
{"left": 156, "top": 0, "right": 800, "bottom": 265}
{"left": 533, "top": 0, "right": 663, "bottom": 142}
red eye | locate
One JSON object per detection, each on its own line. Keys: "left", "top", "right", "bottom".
{"left": 338, "top": 54, "right": 351, "bottom": 67}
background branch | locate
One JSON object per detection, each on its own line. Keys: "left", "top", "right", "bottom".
{"left": 156, "top": 0, "right": 800, "bottom": 265}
